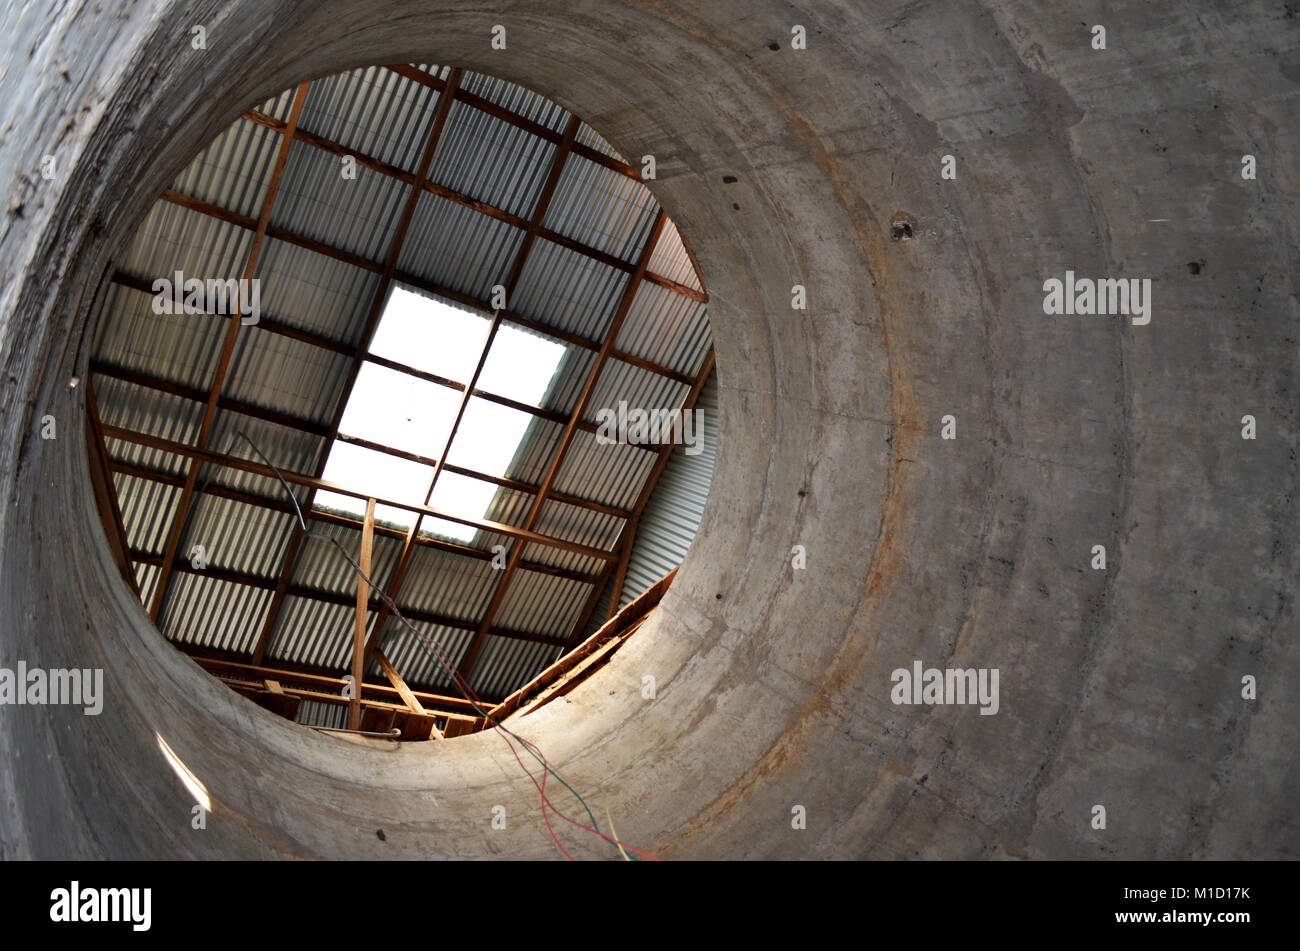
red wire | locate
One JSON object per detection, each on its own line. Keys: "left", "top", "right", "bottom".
{"left": 413, "top": 622, "right": 664, "bottom": 860}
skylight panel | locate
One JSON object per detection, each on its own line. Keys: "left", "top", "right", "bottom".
{"left": 339, "top": 362, "right": 460, "bottom": 458}
{"left": 477, "top": 324, "right": 566, "bottom": 405}
{"left": 317, "top": 442, "right": 431, "bottom": 528}
{"left": 315, "top": 287, "right": 565, "bottom": 545}
{"left": 367, "top": 286, "right": 490, "bottom": 381}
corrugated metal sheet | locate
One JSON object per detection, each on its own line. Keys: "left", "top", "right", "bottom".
{"left": 395, "top": 544, "right": 497, "bottom": 622}
{"left": 296, "top": 698, "right": 346, "bottom": 729}
{"left": 222, "top": 325, "right": 351, "bottom": 426}
{"left": 554, "top": 430, "right": 657, "bottom": 510}
{"left": 430, "top": 100, "right": 556, "bottom": 219}
{"left": 92, "top": 283, "right": 228, "bottom": 390}
{"left": 585, "top": 360, "right": 689, "bottom": 428}
{"left": 467, "top": 635, "right": 562, "bottom": 699}
{"left": 575, "top": 122, "right": 623, "bottom": 160}
{"left": 134, "top": 561, "right": 161, "bottom": 611}
{"left": 254, "top": 238, "right": 379, "bottom": 348}
{"left": 542, "top": 153, "right": 656, "bottom": 263}
{"left": 579, "top": 370, "right": 717, "bottom": 639}
{"left": 158, "top": 572, "right": 272, "bottom": 655}
{"left": 456, "top": 70, "right": 571, "bottom": 133}
{"left": 289, "top": 518, "right": 400, "bottom": 598}
{"left": 616, "top": 283, "right": 712, "bottom": 377}
{"left": 94, "top": 374, "right": 204, "bottom": 447}
{"left": 178, "top": 494, "right": 295, "bottom": 578}
{"left": 618, "top": 371, "right": 718, "bottom": 607}
{"left": 270, "top": 142, "right": 406, "bottom": 262}
{"left": 118, "top": 200, "right": 253, "bottom": 288}
{"left": 267, "top": 595, "right": 379, "bottom": 669}
{"left": 494, "top": 570, "right": 588, "bottom": 639}
{"left": 172, "top": 118, "right": 279, "bottom": 220}
{"left": 299, "top": 67, "right": 442, "bottom": 174}
{"left": 647, "top": 217, "right": 703, "bottom": 292}
{"left": 377, "top": 618, "right": 472, "bottom": 692}
{"left": 112, "top": 473, "right": 181, "bottom": 557}
{"left": 511, "top": 238, "right": 629, "bottom": 340}
{"left": 396, "top": 192, "right": 524, "bottom": 302}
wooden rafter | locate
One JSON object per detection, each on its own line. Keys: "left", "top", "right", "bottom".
{"left": 348, "top": 498, "right": 376, "bottom": 730}
{"left": 147, "top": 82, "right": 311, "bottom": 624}
{"left": 457, "top": 209, "right": 670, "bottom": 680}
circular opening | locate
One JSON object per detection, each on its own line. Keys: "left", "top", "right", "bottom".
{"left": 85, "top": 63, "right": 714, "bottom": 744}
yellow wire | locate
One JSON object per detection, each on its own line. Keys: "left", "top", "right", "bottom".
{"left": 605, "top": 803, "right": 632, "bottom": 862}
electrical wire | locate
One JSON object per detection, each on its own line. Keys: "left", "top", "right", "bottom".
{"left": 235, "top": 430, "right": 663, "bottom": 861}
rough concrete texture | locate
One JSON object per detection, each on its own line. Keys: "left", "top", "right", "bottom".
{"left": 0, "top": 1, "right": 1296, "bottom": 860}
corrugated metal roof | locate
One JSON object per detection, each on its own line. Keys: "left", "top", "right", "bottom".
{"left": 172, "top": 118, "right": 279, "bottom": 220}
{"left": 647, "top": 217, "right": 703, "bottom": 292}
{"left": 396, "top": 192, "right": 524, "bottom": 301}
{"left": 377, "top": 618, "right": 472, "bottom": 692}
{"left": 467, "top": 636, "right": 561, "bottom": 699}
{"left": 299, "top": 67, "right": 442, "bottom": 174}
{"left": 430, "top": 100, "right": 556, "bottom": 220}
{"left": 118, "top": 201, "right": 253, "bottom": 287}
{"left": 178, "top": 493, "right": 295, "bottom": 578}
{"left": 542, "top": 153, "right": 657, "bottom": 263}
{"left": 158, "top": 572, "right": 272, "bottom": 655}
{"left": 575, "top": 122, "right": 624, "bottom": 160}
{"left": 270, "top": 142, "right": 406, "bottom": 262}
{"left": 253, "top": 238, "right": 380, "bottom": 348}
{"left": 510, "top": 238, "right": 629, "bottom": 339}
{"left": 617, "top": 283, "right": 712, "bottom": 377}
{"left": 580, "top": 370, "right": 717, "bottom": 639}
{"left": 456, "top": 70, "right": 571, "bottom": 133}
{"left": 92, "top": 63, "right": 712, "bottom": 705}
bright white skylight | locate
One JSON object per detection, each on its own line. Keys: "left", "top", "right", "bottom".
{"left": 316, "top": 287, "right": 565, "bottom": 543}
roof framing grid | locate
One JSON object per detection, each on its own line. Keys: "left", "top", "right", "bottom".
{"left": 99, "top": 426, "right": 614, "bottom": 560}
{"left": 105, "top": 455, "right": 602, "bottom": 585}
{"left": 239, "top": 102, "right": 704, "bottom": 303}
{"left": 147, "top": 81, "right": 311, "bottom": 624}
{"left": 145, "top": 190, "right": 700, "bottom": 385}
{"left": 457, "top": 208, "right": 670, "bottom": 681}
{"left": 250, "top": 67, "right": 466, "bottom": 665}
{"left": 360, "top": 114, "right": 586, "bottom": 673}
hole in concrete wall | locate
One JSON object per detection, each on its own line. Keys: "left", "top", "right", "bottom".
{"left": 83, "top": 63, "right": 717, "bottom": 744}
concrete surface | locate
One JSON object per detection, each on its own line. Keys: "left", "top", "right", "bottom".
{"left": 0, "top": 0, "right": 1296, "bottom": 860}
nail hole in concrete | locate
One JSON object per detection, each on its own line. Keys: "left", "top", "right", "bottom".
{"left": 715, "top": 593, "right": 723, "bottom": 600}
{"left": 767, "top": 41, "right": 780, "bottom": 51}
{"left": 1187, "top": 261, "right": 1202, "bottom": 275}
{"left": 376, "top": 829, "right": 386, "bottom": 841}
{"left": 732, "top": 202, "right": 740, "bottom": 210}
{"left": 722, "top": 175, "right": 738, "bottom": 184}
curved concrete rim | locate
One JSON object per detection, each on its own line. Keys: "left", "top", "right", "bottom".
{"left": 1, "top": 0, "right": 1296, "bottom": 859}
